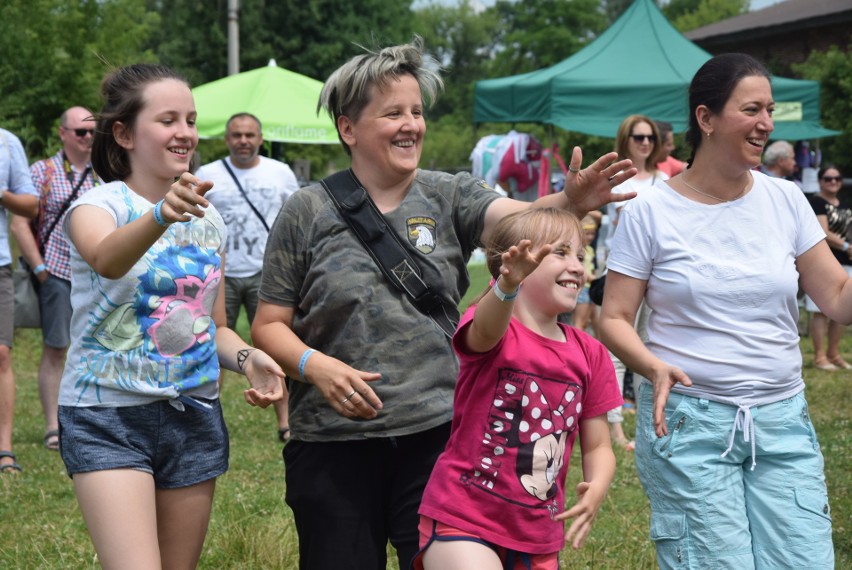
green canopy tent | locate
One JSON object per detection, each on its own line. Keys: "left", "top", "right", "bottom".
{"left": 473, "top": 0, "right": 838, "bottom": 140}
{"left": 192, "top": 60, "right": 338, "bottom": 144}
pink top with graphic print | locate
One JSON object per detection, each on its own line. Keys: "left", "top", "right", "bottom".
{"left": 419, "top": 306, "right": 621, "bottom": 554}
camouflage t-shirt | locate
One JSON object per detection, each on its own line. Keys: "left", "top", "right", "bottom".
{"left": 260, "top": 170, "right": 501, "bottom": 441}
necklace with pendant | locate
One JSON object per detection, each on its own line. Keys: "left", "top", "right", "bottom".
{"left": 681, "top": 171, "right": 750, "bottom": 203}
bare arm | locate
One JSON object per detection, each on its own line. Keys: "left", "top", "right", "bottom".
{"left": 204, "top": 252, "right": 282, "bottom": 407}
{"left": 9, "top": 215, "right": 48, "bottom": 282}
{"left": 252, "top": 300, "right": 383, "bottom": 419}
{"left": 463, "top": 240, "right": 551, "bottom": 353}
{"left": 481, "top": 147, "right": 637, "bottom": 244}
{"left": 67, "top": 173, "right": 212, "bottom": 279}
{"left": 1, "top": 192, "right": 38, "bottom": 218}
{"left": 598, "top": 271, "right": 691, "bottom": 436}
{"left": 797, "top": 239, "right": 852, "bottom": 324}
{"left": 556, "top": 414, "right": 615, "bottom": 549}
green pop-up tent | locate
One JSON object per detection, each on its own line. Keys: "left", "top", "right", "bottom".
{"left": 473, "top": 0, "right": 838, "bottom": 140}
{"left": 193, "top": 60, "right": 338, "bottom": 144}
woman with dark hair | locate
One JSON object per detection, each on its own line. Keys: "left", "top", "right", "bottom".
{"left": 600, "top": 53, "right": 838, "bottom": 567}
{"left": 805, "top": 164, "right": 852, "bottom": 370}
{"left": 59, "top": 63, "right": 285, "bottom": 568}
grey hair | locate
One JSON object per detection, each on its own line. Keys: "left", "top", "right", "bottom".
{"left": 763, "top": 140, "right": 794, "bottom": 166}
{"left": 318, "top": 35, "right": 443, "bottom": 154}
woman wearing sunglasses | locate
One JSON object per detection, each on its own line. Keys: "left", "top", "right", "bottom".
{"left": 601, "top": 115, "right": 669, "bottom": 450}
{"left": 805, "top": 165, "right": 851, "bottom": 370}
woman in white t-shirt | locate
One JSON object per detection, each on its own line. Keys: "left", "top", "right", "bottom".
{"left": 600, "top": 53, "right": 839, "bottom": 568}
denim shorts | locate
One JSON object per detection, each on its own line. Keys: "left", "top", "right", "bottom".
{"left": 576, "top": 286, "right": 591, "bottom": 305}
{"left": 39, "top": 274, "right": 72, "bottom": 348}
{"left": 58, "top": 398, "right": 229, "bottom": 489}
{"left": 634, "top": 381, "right": 834, "bottom": 569}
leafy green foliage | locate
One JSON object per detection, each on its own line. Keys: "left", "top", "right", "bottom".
{"left": 665, "top": 0, "right": 749, "bottom": 32}
{"left": 0, "top": 0, "right": 159, "bottom": 159}
{"left": 794, "top": 45, "right": 852, "bottom": 175}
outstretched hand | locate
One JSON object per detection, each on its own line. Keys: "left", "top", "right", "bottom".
{"left": 562, "top": 146, "right": 638, "bottom": 216}
{"left": 161, "top": 172, "right": 214, "bottom": 224}
{"left": 241, "top": 349, "right": 286, "bottom": 408}
{"left": 498, "top": 239, "right": 553, "bottom": 290}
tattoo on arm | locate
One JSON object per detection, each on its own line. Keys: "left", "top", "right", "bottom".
{"left": 237, "top": 348, "right": 257, "bottom": 371}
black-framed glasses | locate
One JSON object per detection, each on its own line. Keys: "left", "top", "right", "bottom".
{"left": 822, "top": 176, "right": 843, "bottom": 183}
{"left": 65, "top": 127, "right": 94, "bottom": 137}
{"left": 630, "top": 134, "right": 656, "bottom": 143}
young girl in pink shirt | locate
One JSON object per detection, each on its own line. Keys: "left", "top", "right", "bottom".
{"left": 415, "top": 207, "right": 621, "bottom": 569}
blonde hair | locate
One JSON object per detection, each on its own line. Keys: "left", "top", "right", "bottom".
{"left": 318, "top": 35, "right": 443, "bottom": 155}
{"left": 471, "top": 208, "right": 583, "bottom": 304}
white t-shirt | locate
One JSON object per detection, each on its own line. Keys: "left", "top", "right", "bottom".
{"left": 196, "top": 155, "right": 299, "bottom": 278}
{"left": 60, "top": 181, "right": 225, "bottom": 407}
{"left": 606, "top": 171, "right": 824, "bottom": 404}
{"left": 605, "top": 171, "right": 668, "bottom": 251}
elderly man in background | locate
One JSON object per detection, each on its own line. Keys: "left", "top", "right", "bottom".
{"left": 195, "top": 112, "right": 300, "bottom": 442}
{"left": 760, "top": 140, "right": 796, "bottom": 179}
{"left": 11, "top": 106, "right": 99, "bottom": 453}
{"left": 0, "top": 127, "right": 39, "bottom": 472}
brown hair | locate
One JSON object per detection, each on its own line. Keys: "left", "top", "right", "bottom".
{"left": 615, "top": 114, "right": 661, "bottom": 173}
{"left": 92, "top": 63, "right": 190, "bottom": 182}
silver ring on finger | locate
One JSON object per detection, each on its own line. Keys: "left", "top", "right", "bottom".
{"left": 344, "top": 389, "right": 357, "bottom": 400}
{"left": 568, "top": 165, "right": 579, "bottom": 173}
{"left": 341, "top": 396, "right": 350, "bottom": 404}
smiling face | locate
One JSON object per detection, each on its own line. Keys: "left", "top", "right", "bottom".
{"left": 518, "top": 229, "right": 586, "bottom": 318}
{"left": 338, "top": 73, "right": 424, "bottom": 187}
{"left": 820, "top": 167, "right": 843, "bottom": 197}
{"left": 702, "top": 74, "right": 774, "bottom": 171}
{"left": 59, "top": 106, "right": 95, "bottom": 158}
{"left": 628, "top": 120, "right": 656, "bottom": 165}
{"left": 118, "top": 79, "right": 197, "bottom": 181}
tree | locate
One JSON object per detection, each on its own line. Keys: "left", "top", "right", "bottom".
{"left": 665, "top": 0, "right": 748, "bottom": 32}
{"left": 794, "top": 45, "right": 852, "bottom": 175}
{"left": 487, "top": 0, "right": 608, "bottom": 78}
{"left": 0, "top": 0, "right": 159, "bottom": 159}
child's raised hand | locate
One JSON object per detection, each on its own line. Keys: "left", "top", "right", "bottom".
{"left": 161, "top": 172, "right": 214, "bottom": 224}
{"left": 498, "top": 240, "right": 552, "bottom": 289}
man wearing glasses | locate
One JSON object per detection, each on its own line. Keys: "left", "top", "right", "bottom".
{"left": 11, "top": 106, "right": 98, "bottom": 453}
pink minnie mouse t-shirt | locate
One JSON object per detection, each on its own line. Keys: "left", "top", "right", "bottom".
{"left": 419, "top": 306, "right": 621, "bottom": 554}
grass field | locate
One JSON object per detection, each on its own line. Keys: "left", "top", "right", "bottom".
{"left": 0, "top": 262, "right": 849, "bottom": 568}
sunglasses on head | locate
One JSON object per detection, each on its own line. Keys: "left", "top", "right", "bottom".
{"left": 630, "top": 134, "right": 656, "bottom": 143}
{"left": 66, "top": 127, "right": 94, "bottom": 137}
{"left": 822, "top": 176, "right": 843, "bottom": 183}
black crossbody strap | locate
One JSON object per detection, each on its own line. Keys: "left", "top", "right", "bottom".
{"left": 221, "top": 158, "right": 270, "bottom": 232}
{"left": 320, "top": 169, "right": 458, "bottom": 339}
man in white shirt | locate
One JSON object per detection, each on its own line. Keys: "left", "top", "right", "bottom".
{"left": 196, "top": 113, "right": 299, "bottom": 441}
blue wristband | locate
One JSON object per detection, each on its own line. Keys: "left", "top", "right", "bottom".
{"left": 33, "top": 263, "right": 47, "bottom": 274}
{"left": 493, "top": 277, "right": 521, "bottom": 301}
{"left": 152, "top": 199, "right": 171, "bottom": 227}
{"left": 298, "top": 349, "right": 316, "bottom": 382}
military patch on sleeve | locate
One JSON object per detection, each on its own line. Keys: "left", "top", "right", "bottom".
{"left": 407, "top": 216, "right": 437, "bottom": 254}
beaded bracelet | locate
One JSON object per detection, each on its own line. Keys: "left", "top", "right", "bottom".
{"left": 298, "top": 348, "right": 316, "bottom": 382}
{"left": 152, "top": 199, "right": 172, "bottom": 227}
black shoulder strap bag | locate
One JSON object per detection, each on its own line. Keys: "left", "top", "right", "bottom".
{"left": 320, "top": 169, "right": 458, "bottom": 339}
